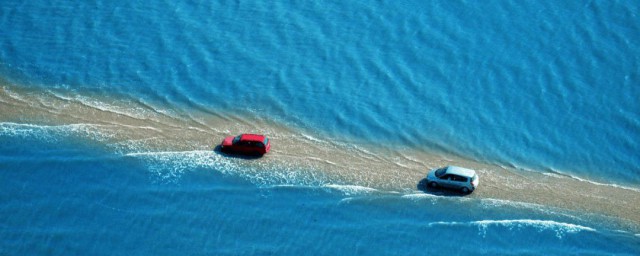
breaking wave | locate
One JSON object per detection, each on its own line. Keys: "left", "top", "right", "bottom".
{"left": 124, "top": 150, "right": 330, "bottom": 187}
{"left": 427, "top": 219, "right": 596, "bottom": 238}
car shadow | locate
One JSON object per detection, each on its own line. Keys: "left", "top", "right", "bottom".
{"left": 416, "top": 178, "right": 467, "bottom": 197}
{"left": 212, "top": 145, "right": 264, "bottom": 160}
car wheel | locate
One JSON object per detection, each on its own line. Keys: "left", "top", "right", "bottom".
{"left": 461, "top": 187, "right": 470, "bottom": 194}
{"left": 429, "top": 182, "right": 438, "bottom": 188}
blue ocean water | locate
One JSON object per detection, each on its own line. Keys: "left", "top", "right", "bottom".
{"left": 1, "top": 0, "right": 639, "bottom": 254}
{"left": 2, "top": 136, "right": 638, "bottom": 255}
{"left": 2, "top": 0, "right": 638, "bottom": 184}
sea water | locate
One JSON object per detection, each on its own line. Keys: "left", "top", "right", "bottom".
{"left": 1, "top": 0, "right": 639, "bottom": 254}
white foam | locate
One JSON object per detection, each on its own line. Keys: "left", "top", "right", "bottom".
{"left": 323, "top": 184, "right": 378, "bottom": 196}
{"left": 264, "top": 184, "right": 315, "bottom": 189}
{"left": 127, "top": 124, "right": 161, "bottom": 131}
{"left": 400, "top": 193, "right": 447, "bottom": 205}
{"left": 480, "top": 198, "right": 546, "bottom": 210}
{"left": 49, "top": 92, "right": 68, "bottom": 100}
{"left": 428, "top": 219, "right": 596, "bottom": 238}
{"left": 401, "top": 193, "right": 441, "bottom": 199}
{"left": 481, "top": 198, "right": 588, "bottom": 221}
{"left": 306, "top": 156, "right": 337, "bottom": 165}
{"left": 339, "top": 197, "right": 355, "bottom": 204}
{"left": 18, "top": 89, "right": 153, "bottom": 122}
{"left": 398, "top": 153, "right": 422, "bottom": 165}
{"left": 124, "top": 150, "right": 330, "bottom": 186}
{"left": 350, "top": 144, "right": 381, "bottom": 161}
{"left": 71, "top": 95, "right": 156, "bottom": 120}
{"left": 125, "top": 150, "right": 253, "bottom": 182}
{"left": 0, "top": 122, "right": 114, "bottom": 142}
{"left": 2, "top": 86, "right": 26, "bottom": 101}
{"left": 391, "top": 159, "right": 409, "bottom": 168}
{"left": 125, "top": 150, "right": 208, "bottom": 157}
{"left": 543, "top": 171, "right": 640, "bottom": 193}
{"left": 123, "top": 151, "right": 381, "bottom": 194}
{"left": 187, "top": 126, "right": 208, "bottom": 132}
{"left": 542, "top": 172, "right": 565, "bottom": 179}
{"left": 301, "top": 133, "right": 324, "bottom": 143}
{"left": 265, "top": 184, "right": 378, "bottom": 197}
{"left": 400, "top": 192, "right": 476, "bottom": 205}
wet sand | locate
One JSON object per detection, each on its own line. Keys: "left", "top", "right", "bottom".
{"left": 2, "top": 84, "right": 639, "bottom": 232}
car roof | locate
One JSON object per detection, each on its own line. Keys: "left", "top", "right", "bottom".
{"left": 240, "top": 134, "right": 267, "bottom": 142}
{"left": 445, "top": 166, "right": 476, "bottom": 177}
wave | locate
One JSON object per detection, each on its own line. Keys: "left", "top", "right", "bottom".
{"left": 305, "top": 156, "right": 337, "bottom": 166}
{"left": 401, "top": 193, "right": 442, "bottom": 200}
{"left": 398, "top": 193, "right": 461, "bottom": 206}
{"left": 0, "top": 122, "right": 114, "bottom": 142}
{"left": 0, "top": 121, "right": 170, "bottom": 155}
{"left": 263, "top": 184, "right": 381, "bottom": 198}
{"left": 123, "top": 150, "right": 331, "bottom": 187}
{"left": 543, "top": 171, "right": 640, "bottom": 193}
{"left": 479, "top": 198, "right": 546, "bottom": 209}
{"left": 427, "top": 219, "right": 596, "bottom": 238}
{"left": 45, "top": 89, "right": 178, "bottom": 121}
{"left": 322, "top": 184, "right": 378, "bottom": 196}
{"left": 124, "top": 151, "right": 380, "bottom": 196}
{"left": 124, "top": 150, "right": 224, "bottom": 182}
{"left": 300, "top": 133, "right": 324, "bottom": 144}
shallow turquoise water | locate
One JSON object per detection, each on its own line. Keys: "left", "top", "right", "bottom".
{"left": 1, "top": 0, "right": 639, "bottom": 254}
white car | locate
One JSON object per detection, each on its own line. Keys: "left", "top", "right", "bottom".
{"left": 426, "top": 166, "right": 479, "bottom": 194}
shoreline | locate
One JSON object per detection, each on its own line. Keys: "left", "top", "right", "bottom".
{"left": 1, "top": 84, "right": 639, "bottom": 232}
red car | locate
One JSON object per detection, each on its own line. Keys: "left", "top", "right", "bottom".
{"left": 220, "top": 134, "right": 271, "bottom": 155}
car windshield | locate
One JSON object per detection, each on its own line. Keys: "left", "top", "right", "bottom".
{"left": 435, "top": 168, "right": 446, "bottom": 177}
{"left": 263, "top": 138, "right": 269, "bottom": 145}
{"left": 232, "top": 136, "right": 241, "bottom": 144}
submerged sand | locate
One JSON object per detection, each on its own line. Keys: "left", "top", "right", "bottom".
{"left": 1, "top": 84, "right": 639, "bottom": 232}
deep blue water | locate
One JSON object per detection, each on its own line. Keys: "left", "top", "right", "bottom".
{"left": 1, "top": 0, "right": 639, "bottom": 254}
{"left": 2, "top": 0, "right": 639, "bottom": 183}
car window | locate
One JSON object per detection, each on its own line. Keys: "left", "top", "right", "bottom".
{"left": 457, "top": 176, "right": 468, "bottom": 182}
{"left": 263, "top": 138, "right": 269, "bottom": 145}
